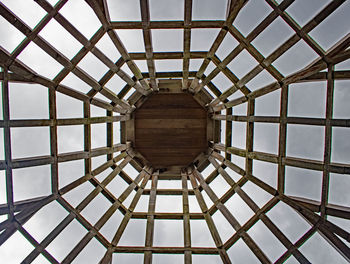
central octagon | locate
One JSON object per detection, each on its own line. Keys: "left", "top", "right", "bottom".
{"left": 134, "top": 92, "right": 208, "bottom": 169}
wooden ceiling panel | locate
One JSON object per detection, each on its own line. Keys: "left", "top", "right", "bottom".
{"left": 134, "top": 93, "right": 208, "bottom": 169}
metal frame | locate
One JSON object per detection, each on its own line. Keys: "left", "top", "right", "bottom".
{"left": 0, "top": 0, "right": 350, "bottom": 263}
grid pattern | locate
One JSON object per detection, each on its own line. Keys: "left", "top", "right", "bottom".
{"left": 0, "top": 0, "right": 350, "bottom": 263}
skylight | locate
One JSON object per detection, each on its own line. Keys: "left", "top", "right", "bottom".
{"left": 0, "top": 1, "right": 349, "bottom": 264}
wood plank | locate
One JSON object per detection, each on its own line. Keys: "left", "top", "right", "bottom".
{"left": 135, "top": 138, "right": 206, "bottom": 148}
{"left": 144, "top": 171, "right": 158, "bottom": 264}
{"left": 135, "top": 119, "right": 206, "bottom": 129}
{"left": 136, "top": 128, "right": 205, "bottom": 137}
{"left": 139, "top": 93, "right": 202, "bottom": 109}
{"left": 135, "top": 108, "right": 207, "bottom": 119}
{"left": 321, "top": 64, "right": 334, "bottom": 217}
{"left": 134, "top": 93, "right": 208, "bottom": 168}
{"left": 137, "top": 148, "right": 204, "bottom": 155}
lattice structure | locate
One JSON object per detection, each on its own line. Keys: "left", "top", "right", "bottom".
{"left": 0, "top": 0, "right": 350, "bottom": 263}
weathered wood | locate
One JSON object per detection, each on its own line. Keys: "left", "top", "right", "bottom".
{"left": 289, "top": 196, "right": 350, "bottom": 220}
{"left": 321, "top": 64, "right": 334, "bottom": 217}
{"left": 18, "top": 225, "right": 59, "bottom": 264}
{"left": 99, "top": 248, "right": 113, "bottom": 264}
{"left": 182, "top": 0, "right": 193, "bottom": 91}
{"left": 0, "top": 0, "right": 349, "bottom": 263}
{"left": 211, "top": 115, "right": 350, "bottom": 127}
{"left": 245, "top": 99, "right": 254, "bottom": 185}
{"left": 224, "top": 145, "right": 350, "bottom": 174}
{"left": 182, "top": 170, "right": 192, "bottom": 264}
{"left": 191, "top": 167, "right": 271, "bottom": 264}
{"left": 114, "top": 246, "right": 220, "bottom": 254}
{"left": 0, "top": 194, "right": 57, "bottom": 246}
{"left": 198, "top": 1, "right": 295, "bottom": 99}
{"left": 280, "top": 194, "right": 350, "bottom": 262}
{"left": 110, "top": 20, "right": 225, "bottom": 29}
{"left": 110, "top": 169, "right": 152, "bottom": 246}
{"left": 134, "top": 93, "right": 207, "bottom": 168}
{"left": 299, "top": 70, "right": 350, "bottom": 82}
{"left": 213, "top": 0, "right": 349, "bottom": 111}
{"left": 278, "top": 85, "right": 288, "bottom": 193}
{"left": 144, "top": 171, "right": 158, "bottom": 264}
{"left": 57, "top": 196, "right": 110, "bottom": 249}
{"left": 275, "top": 227, "right": 316, "bottom": 264}
{"left": 260, "top": 214, "right": 310, "bottom": 263}
{"left": 140, "top": 0, "right": 158, "bottom": 91}
{"left": 36, "top": 0, "right": 149, "bottom": 105}
{"left": 0, "top": 46, "right": 127, "bottom": 114}
{"left": 1, "top": 67, "right": 14, "bottom": 219}
{"left": 187, "top": 168, "right": 232, "bottom": 263}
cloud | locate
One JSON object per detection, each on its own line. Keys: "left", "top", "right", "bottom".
{"left": 0, "top": 0, "right": 349, "bottom": 263}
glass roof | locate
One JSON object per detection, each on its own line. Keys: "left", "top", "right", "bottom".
{"left": 0, "top": 0, "right": 350, "bottom": 263}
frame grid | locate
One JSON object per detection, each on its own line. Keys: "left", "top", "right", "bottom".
{"left": 0, "top": 0, "right": 350, "bottom": 263}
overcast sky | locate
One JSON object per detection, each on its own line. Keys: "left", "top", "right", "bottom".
{"left": 0, "top": 0, "right": 350, "bottom": 263}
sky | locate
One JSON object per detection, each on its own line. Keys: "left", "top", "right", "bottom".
{"left": 0, "top": 0, "right": 350, "bottom": 263}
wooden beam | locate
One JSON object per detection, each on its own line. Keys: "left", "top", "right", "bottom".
{"left": 0, "top": 46, "right": 126, "bottom": 114}
{"left": 140, "top": 0, "right": 158, "bottom": 91}
{"left": 57, "top": 196, "right": 110, "bottom": 249}
{"left": 110, "top": 168, "right": 153, "bottom": 246}
{"left": 189, "top": 0, "right": 247, "bottom": 93}
{"left": 110, "top": 20, "right": 225, "bottom": 29}
{"left": 113, "top": 246, "right": 220, "bottom": 254}
{"left": 18, "top": 224, "right": 59, "bottom": 264}
{"left": 182, "top": 0, "right": 192, "bottom": 91}
{"left": 214, "top": 2, "right": 350, "bottom": 111}
{"left": 1, "top": 67, "right": 14, "bottom": 220}
{"left": 84, "top": 0, "right": 151, "bottom": 94}
{"left": 187, "top": 168, "right": 232, "bottom": 263}
{"left": 321, "top": 64, "right": 334, "bottom": 218}
{"left": 0, "top": 194, "right": 56, "bottom": 245}
{"left": 144, "top": 170, "right": 158, "bottom": 263}
{"left": 280, "top": 194, "right": 350, "bottom": 262}
{"left": 182, "top": 170, "right": 192, "bottom": 263}
{"left": 299, "top": 70, "right": 350, "bottom": 82}
{"left": 192, "top": 167, "right": 272, "bottom": 263}
{"left": 211, "top": 114, "right": 350, "bottom": 127}
{"left": 278, "top": 85, "right": 288, "bottom": 193}
{"left": 223, "top": 145, "right": 350, "bottom": 174}
{"left": 49, "top": 85, "right": 58, "bottom": 194}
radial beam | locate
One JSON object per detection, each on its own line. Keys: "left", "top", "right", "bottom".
{"left": 140, "top": 0, "right": 158, "bottom": 91}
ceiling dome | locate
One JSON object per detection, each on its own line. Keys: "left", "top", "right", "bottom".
{"left": 0, "top": 0, "right": 350, "bottom": 263}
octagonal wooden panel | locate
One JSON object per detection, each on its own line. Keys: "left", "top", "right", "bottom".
{"left": 134, "top": 93, "right": 207, "bottom": 169}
